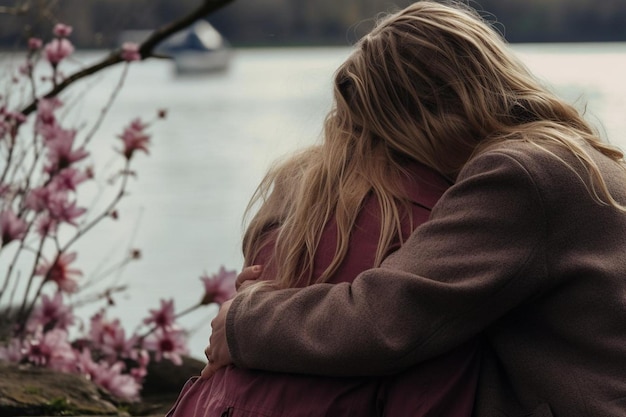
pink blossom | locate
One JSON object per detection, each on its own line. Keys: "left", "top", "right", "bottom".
{"left": 130, "top": 349, "right": 150, "bottom": 381}
{"left": 44, "top": 38, "right": 74, "bottom": 65}
{"left": 28, "top": 37, "right": 43, "bottom": 50}
{"left": 28, "top": 185, "right": 86, "bottom": 226}
{"left": 118, "top": 119, "right": 150, "bottom": 160}
{"left": 200, "top": 266, "right": 237, "bottom": 305}
{"left": 143, "top": 298, "right": 176, "bottom": 329}
{"left": 47, "top": 196, "right": 86, "bottom": 226}
{"left": 37, "top": 97, "right": 62, "bottom": 128}
{"left": 24, "top": 329, "right": 76, "bottom": 372}
{"left": 129, "top": 118, "right": 147, "bottom": 131}
{"left": 35, "top": 252, "right": 82, "bottom": 293}
{"left": 44, "top": 128, "right": 88, "bottom": 173}
{"left": 0, "top": 184, "right": 11, "bottom": 198}
{"left": 25, "top": 186, "right": 53, "bottom": 213}
{"left": 51, "top": 168, "right": 89, "bottom": 192}
{"left": 6, "top": 111, "right": 26, "bottom": 124}
{"left": 76, "top": 348, "right": 140, "bottom": 401}
{"left": 0, "top": 209, "right": 27, "bottom": 246}
{"left": 121, "top": 42, "right": 141, "bottom": 62}
{"left": 75, "top": 347, "right": 100, "bottom": 377}
{"left": 143, "top": 328, "right": 188, "bottom": 366}
{"left": 53, "top": 23, "right": 73, "bottom": 38}
{"left": 88, "top": 311, "right": 123, "bottom": 351}
{"left": 93, "top": 361, "right": 141, "bottom": 401}
{"left": 28, "top": 292, "right": 74, "bottom": 332}
{"left": 36, "top": 215, "right": 58, "bottom": 237}
{"left": 100, "top": 322, "right": 138, "bottom": 361}
{"left": 0, "top": 339, "right": 25, "bottom": 363}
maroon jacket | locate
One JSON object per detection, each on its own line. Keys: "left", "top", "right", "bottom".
{"left": 166, "top": 162, "right": 480, "bottom": 416}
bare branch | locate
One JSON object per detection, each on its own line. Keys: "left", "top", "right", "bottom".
{"left": 19, "top": 0, "right": 235, "bottom": 116}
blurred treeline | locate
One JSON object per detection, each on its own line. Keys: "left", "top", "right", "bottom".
{"left": 1, "top": 0, "right": 625, "bottom": 48}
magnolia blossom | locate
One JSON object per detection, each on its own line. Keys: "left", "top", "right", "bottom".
{"left": 0, "top": 339, "right": 24, "bottom": 363}
{"left": 36, "top": 215, "right": 58, "bottom": 237}
{"left": 144, "top": 327, "right": 188, "bottom": 366}
{"left": 28, "top": 37, "right": 43, "bottom": 50}
{"left": 24, "top": 329, "right": 76, "bottom": 372}
{"left": 36, "top": 97, "right": 62, "bottom": 128}
{"left": 130, "top": 349, "right": 150, "bottom": 381}
{"left": 53, "top": 23, "right": 73, "bottom": 38}
{"left": 25, "top": 184, "right": 86, "bottom": 226}
{"left": 35, "top": 252, "right": 82, "bottom": 293}
{"left": 47, "top": 196, "right": 86, "bottom": 226}
{"left": 88, "top": 311, "right": 126, "bottom": 352}
{"left": 6, "top": 111, "right": 25, "bottom": 124}
{"left": 76, "top": 349, "right": 140, "bottom": 402}
{"left": 51, "top": 167, "right": 89, "bottom": 192}
{"left": 28, "top": 292, "right": 74, "bottom": 332}
{"left": 100, "top": 322, "right": 138, "bottom": 361}
{"left": 0, "top": 184, "right": 11, "bottom": 198}
{"left": 44, "top": 38, "right": 74, "bottom": 65}
{"left": 93, "top": 361, "right": 141, "bottom": 401}
{"left": 44, "top": 127, "right": 89, "bottom": 173}
{"left": 25, "top": 186, "right": 53, "bottom": 213}
{"left": 200, "top": 266, "right": 237, "bottom": 305}
{"left": 118, "top": 118, "right": 150, "bottom": 160}
{"left": 0, "top": 209, "right": 27, "bottom": 246}
{"left": 121, "top": 42, "right": 141, "bottom": 62}
{"left": 143, "top": 298, "right": 176, "bottom": 329}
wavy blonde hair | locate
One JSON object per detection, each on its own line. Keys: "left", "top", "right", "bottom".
{"left": 243, "top": 0, "right": 626, "bottom": 290}
{"left": 343, "top": 0, "right": 625, "bottom": 198}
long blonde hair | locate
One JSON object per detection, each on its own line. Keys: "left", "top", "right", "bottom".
{"left": 243, "top": 0, "right": 626, "bottom": 290}
{"left": 343, "top": 0, "right": 625, "bottom": 197}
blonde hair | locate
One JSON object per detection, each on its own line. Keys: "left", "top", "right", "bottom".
{"left": 342, "top": 0, "right": 625, "bottom": 200}
{"left": 243, "top": 0, "right": 626, "bottom": 290}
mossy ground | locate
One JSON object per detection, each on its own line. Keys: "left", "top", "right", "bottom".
{"left": 0, "top": 356, "right": 204, "bottom": 416}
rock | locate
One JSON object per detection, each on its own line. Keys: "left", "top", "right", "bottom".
{"left": 0, "top": 355, "right": 205, "bottom": 416}
{"left": 0, "top": 361, "right": 121, "bottom": 416}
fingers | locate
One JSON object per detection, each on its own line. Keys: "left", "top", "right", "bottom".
{"left": 236, "top": 265, "right": 263, "bottom": 290}
{"left": 200, "top": 299, "right": 235, "bottom": 379}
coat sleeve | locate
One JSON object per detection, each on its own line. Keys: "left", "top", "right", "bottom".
{"left": 226, "top": 150, "right": 550, "bottom": 376}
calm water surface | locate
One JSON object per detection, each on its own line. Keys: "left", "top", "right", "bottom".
{"left": 2, "top": 44, "right": 626, "bottom": 358}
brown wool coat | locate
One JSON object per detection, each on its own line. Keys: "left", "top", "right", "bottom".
{"left": 227, "top": 140, "right": 626, "bottom": 417}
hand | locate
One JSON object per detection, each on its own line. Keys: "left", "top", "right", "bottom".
{"left": 236, "top": 265, "right": 263, "bottom": 290}
{"left": 201, "top": 298, "right": 234, "bottom": 378}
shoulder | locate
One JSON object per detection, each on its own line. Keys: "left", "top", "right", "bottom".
{"left": 459, "top": 140, "right": 588, "bottom": 187}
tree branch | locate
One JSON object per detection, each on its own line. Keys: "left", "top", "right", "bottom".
{"left": 20, "top": 0, "right": 235, "bottom": 116}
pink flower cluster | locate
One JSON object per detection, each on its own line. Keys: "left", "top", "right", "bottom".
{"left": 200, "top": 266, "right": 237, "bottom": 305}
{"left": 121, "top": 42, "right": 141, "bottom": 62}
{"left": 43, "top": 24, "right": 75, "bottom": 67}
{"left": 143, "top": 299, "right": 189, "bottom": 365}
{"left": 0, "top": 15, "right": 239, "bottom": 406}
{"left": 118, "top": 118, "right": 151, "bottom": 160}
{"left": 0, "top": 265, "right": 236, "bottom": 402}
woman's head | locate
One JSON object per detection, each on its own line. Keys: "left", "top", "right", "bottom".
{"left": 330, "top": 0, "right": 619, "bottom": 178}
{"left": 243, "top": 1, "right": 626, "bottom": 291}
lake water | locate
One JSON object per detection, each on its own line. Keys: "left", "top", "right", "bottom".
{"left": 2, "top": 44, "right": 626, "bottom": 359}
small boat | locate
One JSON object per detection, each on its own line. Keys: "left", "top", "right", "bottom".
{"left": 156, "top": 20, "right": 233, "bottom": 75}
